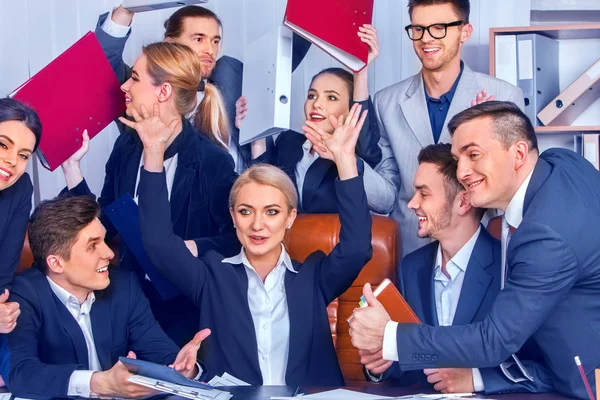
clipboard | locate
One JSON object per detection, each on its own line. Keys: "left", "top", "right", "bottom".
{"left": 9, "top": 32, "right": 125, "bottom": 171}
{"left": 103, "top": 194, "right": 181, "bottom": 300}
{"left": 120, "top": 357, "right": 213, "bottom": 390}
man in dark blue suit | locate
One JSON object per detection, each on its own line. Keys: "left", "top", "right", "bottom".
{"left": 350, "top": 101, "right": 600, "bottom": 399}
{"left": 363, "top": 143, "right": 552, "bottom": 394}
{"left": 6, "top": 195, "right": 209, "bottom": 399}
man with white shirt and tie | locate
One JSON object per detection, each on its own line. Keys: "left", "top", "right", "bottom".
{"left": 362, "top": 143, "right": 552, "bottom": 394}
{"left": 6, "top": 195, "right": 210, "bottom": 399}
{"left": 349, "top": 101, "right": 600, "bottom": 399}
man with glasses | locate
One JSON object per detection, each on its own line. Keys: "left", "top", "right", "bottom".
{"left": 361, "top": 0, "right": 524, "bottom": 256}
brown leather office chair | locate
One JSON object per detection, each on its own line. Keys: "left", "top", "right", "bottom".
{"left": 17, "top": 232, "right": 34, "bottom": 274}
{"left": 284, "top": 214, "right": 401, "bottom": 385}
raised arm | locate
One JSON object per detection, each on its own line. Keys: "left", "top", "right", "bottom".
{"left": 95, "top": 7, "right": 135, "bottom": 85}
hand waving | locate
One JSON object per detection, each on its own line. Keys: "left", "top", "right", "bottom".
{"left": 118, "top": 104, "right": 180, "bottom": 154}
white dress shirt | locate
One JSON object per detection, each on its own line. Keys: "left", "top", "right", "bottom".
{"left": 295, "top": 139, "right": 320, "bottom": 206}
{"left": 504, "top": 170, "right": 534, "bottom": 230}
{"left": 47, "top": 278, "right": 100, "bottom": 398}
{"left": 221, "top": 244, "right": 296, "bottom": 385}
{"left": 382, "top": 227, "right": 486, "bottom": 391}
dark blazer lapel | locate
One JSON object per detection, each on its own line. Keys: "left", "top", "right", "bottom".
{"left": 120, "top": 137, "right": 143, "bottom": 198}
{"left": 170, "top": 123, "right": 197, "bottom": 223}
{"left": 90, "top": 292, "right": 113, "bottom": 371}
{"left": 301, "top": 159, "right": 335, "bottom": 210}
{"left": 524, "top": 157, "right": 552, "bottom": 214}
{"left": 284, "top": 268, "right": 313, "bottom": 383}
{"left": 48, "top": 287, "right": 90, "bottom": 368}
{"left": 453, "top": 229, "right": 494, "bottom": 326}
{"left": 416, "top": 245, "right": 438, "bottom": 326}
{"left": 400, "top": 72, "right": 434, "bottom": 148}
{"left": 230, "top": 264, "right": 262, "bottom": 379}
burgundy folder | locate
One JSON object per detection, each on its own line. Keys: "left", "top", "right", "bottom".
{"left": 283, "top": 0, "right": 374, "bottom": 72}
{"left": 9, "top": 32, "right": 125, "bottom": 171}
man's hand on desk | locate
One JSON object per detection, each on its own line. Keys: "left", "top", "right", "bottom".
{"left": 90, "top": 351, "right": 157, "bottom": 398}
{"left": 348, "top": 283, "right": 390, "bottom": 352}
{"left": 170, "top": 328, "right": 211, "bottom": 378}
{"left": 359, "top": 349, "right": 393, "bottom": 375}
{"left": 424, "top": 368, "right": 475, "bottom": 394}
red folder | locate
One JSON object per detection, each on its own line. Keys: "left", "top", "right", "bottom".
{"left": 283, "top": 0, "right": 373, "bottom": 72}
{"left": 9, "top": 32, "right": 125, "bottom": 171}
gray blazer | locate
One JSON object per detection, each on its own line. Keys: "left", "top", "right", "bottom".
{"left": 363, "top": 63, "right": 524, "bottom": 255}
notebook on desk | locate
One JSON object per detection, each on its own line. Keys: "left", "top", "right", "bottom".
{"left": 104, "top": 194, "right": 181, "bottom": 300}
{"left": 283, "top": 0, "right": 373, "bottom": 72}
{"left": 348, "top": 278, "right": 421, "bottom": 324}
{"left": 9, "top": 32, "right": 124, "bottom": 171}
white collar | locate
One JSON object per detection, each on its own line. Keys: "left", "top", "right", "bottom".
{"left": 46, "top": 276, "right": 96, "bottom": 310}
{"left": 221, "top": 244, "right": 297, "bottom": 274}
{"left": 504, "top": 170, "right": 534, "bottom": 229}
{"left": 435, "top": 226, "right": 481, "bottom": 278}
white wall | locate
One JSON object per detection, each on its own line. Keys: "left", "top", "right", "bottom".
{"left": 0, "top": 0, "right": 529, "bottom": 204}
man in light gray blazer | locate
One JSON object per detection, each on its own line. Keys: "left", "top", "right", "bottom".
{"left": 362, "top": 0, "right": 524, "bottom": 255}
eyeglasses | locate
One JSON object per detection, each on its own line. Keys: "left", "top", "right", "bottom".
{"left": 405, "top": 20, "right": 465, "bottom": 41}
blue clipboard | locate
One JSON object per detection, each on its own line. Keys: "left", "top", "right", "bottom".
{"left": 104, "top": 194, "right": 181, "bottom": 300}
{"left": 119, "top": 357, "right": 212, "bottom": 390}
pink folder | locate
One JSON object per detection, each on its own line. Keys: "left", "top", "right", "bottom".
{"left": 9, "top": 32, "right": 125, "bottom": 171}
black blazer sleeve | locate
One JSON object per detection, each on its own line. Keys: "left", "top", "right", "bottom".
{"left": 0, "top": 174, "right": 32, "bottom": 290}
{"left": 7, "top": 282, "right": 84, "bottom": 399}
{"left": 353, "top": 96, "right": 381, "bottom": 168}
{"left": 138, "top": 169, "right": 209, "bottom": 305}
{"left": 315, "top": 176, "right": 373, "bottom": 304}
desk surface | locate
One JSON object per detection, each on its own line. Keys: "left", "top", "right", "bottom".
{"left": 301, "top": 386, "right": 571, "bottom": 400}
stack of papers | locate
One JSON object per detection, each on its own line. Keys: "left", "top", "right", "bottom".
{"left": 208, "top": 372, "right": 251, "bottom": 387}
{"left": 269, "top": 388, "right": 492, "bottom": 400}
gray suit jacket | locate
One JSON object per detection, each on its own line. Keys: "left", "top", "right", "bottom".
{"left": 363, "top": 63, "right": 524, "bottom": 255}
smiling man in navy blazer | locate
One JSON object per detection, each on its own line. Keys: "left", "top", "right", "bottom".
{"left": 362, "top": 143, "right": 552, "bottom": 394}
{"left": 350, "top": 101, "right": 600, "bottom": 399}
{"left": 6, "top": 195, "right": 209, "bottom": 399}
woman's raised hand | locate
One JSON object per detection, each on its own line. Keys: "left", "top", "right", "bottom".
{"left": 118, "top": 103, "right": 180, "bottom": 154}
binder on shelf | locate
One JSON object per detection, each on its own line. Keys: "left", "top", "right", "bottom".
{"left": 583, "top": 133, "right": 600, "bottom": 170}
{"left": 122, "top": 0, "right": 208, "bottom": 12}
{"left": 103, "top": 194, "right": 181, "bottom": 300}
{"left": 9, "top": 32, "right": 124, "bottom": 171}
{"left": 516, "top": 34, "right": 559, "bottom": 126}
{"left": 495, "top": 35, "right": 517, "bottom": 86}
{"left": 538, "top": 57, "right": 600, "bottom": 126}
{"left": 347, "top": 278, "right": 421, "bottom": 324}
{"left": 283, "top": 0, "right": 373, "bottom": 72}
{"left": 239, "top": 26, "right": 293, "bottom": 146}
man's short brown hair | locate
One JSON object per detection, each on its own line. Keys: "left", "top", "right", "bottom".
{"left": 408, "top": 0, "right": 470, "bottom": 22}
{"left": 28, "top": 195, "right": 100, "bottom": 272}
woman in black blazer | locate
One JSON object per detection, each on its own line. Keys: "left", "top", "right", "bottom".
{"left": 60, "top": 42, "right": 239, "bottom": 347}
{"left": 239, "top": 24, "right": 381, "bottom": 213}
{"left": 0, "top": 98, "right": 42, "bottom": 382}
{"left": 135, "top": 103, "right": 373, "bottom": 386}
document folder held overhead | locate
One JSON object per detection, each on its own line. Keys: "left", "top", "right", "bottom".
{"left": 103, "top": 194, "right": 181, "bottom": 300}
{"left": 239, "top": 26, "right": 293, "bottom": 146}
{"left": 347, "top": 278, "right": 421, "bottom": 323}
{"left": 283, "top": 0, "right": 374, "bottom": 72}
{"left": 537, "top": 57, "right": 600, "bottom": 126}
{"left": 122, "top": 0, "right": 208, "bottom": 13}
{"left": 9, "top": 32, "right": 124, "bottom": 171}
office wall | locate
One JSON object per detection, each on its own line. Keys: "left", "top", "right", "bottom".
{"left": 0, "top": 0, "right": 529, "bottom": 204}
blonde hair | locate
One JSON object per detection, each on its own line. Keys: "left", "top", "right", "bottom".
{"left": 142, "top": 42, "right": 230, "bottom": 149}
{"left": 229, "top": 164, "right": 298, "bottom": 211}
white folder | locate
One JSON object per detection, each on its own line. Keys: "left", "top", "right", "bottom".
{"left": 495, "top": 35, "right": 518, "bottom": 86}
{"left": 239, "top": 26, "right": 293, "bottom": 146}
{"left": 122, "top": 0, "right": 207, "bottom": 13}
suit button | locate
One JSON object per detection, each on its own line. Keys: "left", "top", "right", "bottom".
{"left": 432, "top": 355, "right": 438, "bottom": 362}
{"left": 425, "top": 355, "right": 431, "bottom": 361}
{"left": 412, "top": 354, "right": 419, "bottom": 361}
{"left": 419, "top": 355, "right": 425, "bottom": 361}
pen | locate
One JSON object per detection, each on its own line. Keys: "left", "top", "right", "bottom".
{"left": 575, "top": 356, "right": 596, "bottom": 400}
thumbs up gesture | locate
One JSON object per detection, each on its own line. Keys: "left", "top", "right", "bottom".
{"left": 348, "top": 283, "right": 390, "bottom": 352}
{"left": 0, "top": 289, "right": 20, "bottom": 334}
